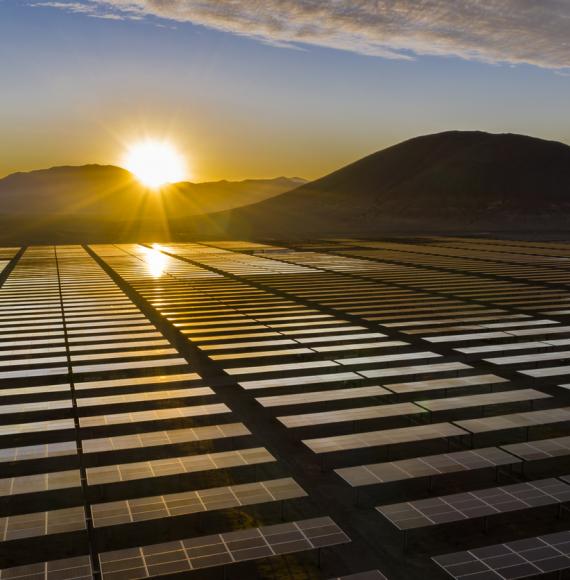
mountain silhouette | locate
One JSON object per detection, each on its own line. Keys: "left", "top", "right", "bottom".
{"left": 2, "top": 131, "right": 570, "bottom": 242}
{"left": 207, "top": 131, "right": 570, "bottom": 235}
{"left": 0, "top": 165, "right": 304, "bottom": 242}
{"left": 0, "top": 165, "right": 305, "bottom": 217}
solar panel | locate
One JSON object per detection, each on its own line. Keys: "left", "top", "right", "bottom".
{"left": 456, "top": 340, "right": 547, "bottom": 354}
{"left": 78, "top": 403, "right": 230, "bottom": 428}
{"left": 75, "top": 386, "right": 213, "bottom": 407}
{"left": 0, "top": 400, "right": 72, "bottom": 415}
{"left": 304, "top": 422, "right": 467, "bottom": 455}
{"left": 226, "top": 360, "right": 340, "bottom": 376}
{"left": 377, "top": 477, "right": 570, "bottom": 531}
{"left": 86, "top": 447, "right": 275, "bottom": 485}
{"left": 486, "top": 350, "right": 570, "bottom": 366}
{"left": 523, "top": 365, "right": 570, "bottom": 378}
{"left": 453, "top": 407, "right": 570, "bottom": 434}
{"left": 0, "top": 418, "right": 75, "bottom": 438}
{"left": 0, "top": 506, "right": 86, "bottom": 541}
{"left": 336, "top": 351, "right": 440, "bottom": 366}
{"left": 0, "top": 441, "right": 77, "bottom": 463}
{"left": 0, "top": 469, "right": 81, "bottom": 497}
{"left": 74, "top": 372, "right": 200, "bottom": 390}
{"left": 426, "top": 331, "right": 510, "bottom": 343}
{"left": 416, "top": 389, "right": 550, "bottom": 413}
{"left": 502, "top": 435, "right": 570, "bottom": 462}
{"left": 240, "top": 371, "right": 361, "bottom": 390}
{"left": 384, "top": 374, "right": 508, "bottom": 395}
{"left": 336, "top": 447, "right": 519, "bottom": 487}
{"left": 98, "top": 516, "right": 350, "bottom": 578}
{"left": 82, "top": 422, "right": 250, "bottom": 454}
{"left": 279, "top": 403, "right": 425, "bottom": 429}
{"left": 0, "top": 555, "right": 93, "bottom": 580}
{"left": 433, "top": 529, "right": 570, "bottom": 579}
{"left": 257, "top": 386, "right": 390, "bottom": 408}
{"left": 91, "top": 478, "right": 306, "bottom": 528}
{"left": 72, "top": 357, "right": 186, "bottom": 375}
{"left": 359, "top": 362, "right": 470, "bottom": 379}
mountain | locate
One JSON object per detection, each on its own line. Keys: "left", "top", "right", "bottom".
{"left": 0, "top": 165, "right": 305, "bottom": 242}
{"left": 206, "top": 131, "right": 570, "bottom": 235}
{"left": 3, "top": 131, "right": 570, "bottom": 242}
{"left": 0, "top": 165, "right": 305, "bottom": 217}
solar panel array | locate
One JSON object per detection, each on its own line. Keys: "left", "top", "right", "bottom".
{"left": 2, "top": 236, "right": 570, "bottom": 578}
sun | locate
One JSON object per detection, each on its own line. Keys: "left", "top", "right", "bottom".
{"left": 123, "top": 139, "right": 186, "bottom": 188}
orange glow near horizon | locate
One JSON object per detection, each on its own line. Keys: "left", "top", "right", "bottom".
{"left": 122, "top": 139, "right": 187, "bottom": 188}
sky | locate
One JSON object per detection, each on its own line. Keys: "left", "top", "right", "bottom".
{"left": 1, "top": 0, "right": 569, "bottom": 182}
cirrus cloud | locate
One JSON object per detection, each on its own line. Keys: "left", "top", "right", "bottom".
{"left": 31, "top": 0, "right": 570, "bottom": 69}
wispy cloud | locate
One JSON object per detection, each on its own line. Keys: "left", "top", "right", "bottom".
{"left": 30, "top": 1, "right": 133, "bottom": 19}
{"left": 30, "top": 0, "right": 570, "bottom": 70}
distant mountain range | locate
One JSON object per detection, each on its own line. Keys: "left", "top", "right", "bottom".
{"left": 0, "top": 166, "right": 305, "bottom": 241}
{"left": 207, "top": 131, "right": 570, "bottom": 236}
{"left": 2, "top": 130, "right": 570, "bottom": 242}
{"left": 0, "top": 165, "right": 305, "bottom": 217}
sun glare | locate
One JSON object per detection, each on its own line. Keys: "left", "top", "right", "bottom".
{"left": 142, "top": 245, "right": 167, "bottom": 278}
{"left": 123, "top": 140, "right": 186, "bottom": 188}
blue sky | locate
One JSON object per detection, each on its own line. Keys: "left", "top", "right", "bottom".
{"left": 1, "top": 0, "right": 569, "bottom": 181}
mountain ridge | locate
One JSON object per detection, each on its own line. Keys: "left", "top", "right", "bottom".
{"left": 2, "top": 130, "right": 570, "bottom": 241}
{"left": 0, "top": 164, "right": 306, "bottom": 217}
{"left": 205, "top": 130, "right": 570, "bottom": 235}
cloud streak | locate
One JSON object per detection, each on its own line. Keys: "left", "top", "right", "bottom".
{"left": 32, "top": 0, "right": 570, "bottom": 69}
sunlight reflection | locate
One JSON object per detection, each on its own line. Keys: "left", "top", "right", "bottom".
{"left": 144, "top": 245, "right": 167, "bottom": 278}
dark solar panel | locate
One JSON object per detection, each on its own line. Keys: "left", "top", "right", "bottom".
{"left": 99, "top": 516, "right": 350, "bottom": 578}
{"left": 433, "top": 529, "right": 570, "bottom": 579}
{"left": 91, "top": 477, "right": 307, "bottom": 528}
{"left": 0, "top": 556, "right": 93, "bottom": 580}
{"left": 336, "top": 447, "right": 519, "bottom": 487}
{"left": 502, "top": 435, "right": 570, "bottom": 462}
{"left": 377, "top": 477, "right": 570, "bottom": 530}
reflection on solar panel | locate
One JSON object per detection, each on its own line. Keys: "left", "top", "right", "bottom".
{"left": 433, "top": 530, "right": 570, "bottom": 579}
